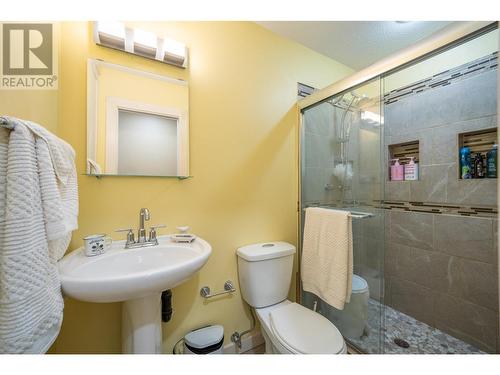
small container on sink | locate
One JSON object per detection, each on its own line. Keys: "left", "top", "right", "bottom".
{"left": 171, "top": 226, "right": 196, "bottom": 243}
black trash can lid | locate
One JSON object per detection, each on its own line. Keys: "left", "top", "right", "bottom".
{"left": 185, "top": 325, "right": 224, "bottom": 349}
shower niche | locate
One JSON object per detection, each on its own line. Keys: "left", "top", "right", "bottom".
{"left": 388, "top": 140, "right": 420, "bottom": 181}
{"left": 458, "top": 128, "right": 497, "bottom": 179}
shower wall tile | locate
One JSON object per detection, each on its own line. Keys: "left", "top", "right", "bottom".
{"left": 361, "top": 237, "right": 384, "bottom": 271}
{"left": 361, "top": 208, "right": 386, "bottom": 242}
{"left": 446, "top": 165, "right": 498, "bottom": 206}
{"left": 457, "top": 69, "right": 498, "bottom": 121}
{"left": 304, "top": 132, "right": 332, "bottom": 168}
{"left": 431, "top": 126, "right": 459, "bottom": 165}
{"left": 390, "top": 210, "right": 434, "bottom": 250}
{"left": 434, "top": 215, "right": 494, "bottom": 263}
{"left": 302, "top": 167, "right": 328, "bottom": 203}
{"left": 384, "top": 98, "right": 411, "bottom": 137}
{"left": 389, "top": 278, "right": 436, "bottom": 327}
{"left": 434, "top": 293, "right": 498, "bottom": 353}
{"left": 410, "top": 81, "right": 465, "bottom": 129}
{"left": 493, "top": 219, "right": 498, "bottom": 254}
{"left": 446, "top": 257, "right": 499, "bottom": 312}
{"left": 384, "top": 277, "right": 393, "bottom": 306}
{"left": 393, "top": 244, "right": 451, "bottom": 292}
{"left": 409, "top": 164, "right": 450, "bottom": 202}
{"left": 384, "top": 243, "right": 398, "bottom": 277}
{"left": 385, "top": 181, "right": 410, "bottom": 201}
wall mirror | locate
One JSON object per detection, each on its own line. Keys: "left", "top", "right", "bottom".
{"left": 87, "top": 59, "right": 189, "bottom": 177}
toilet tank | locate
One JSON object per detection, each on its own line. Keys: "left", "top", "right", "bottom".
{"left": 236, "top": 242, "right": 296, "bottom": 308}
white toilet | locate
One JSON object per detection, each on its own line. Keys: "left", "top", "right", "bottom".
{"left": 236, "top": 241, "right": 347, "bottom": 354}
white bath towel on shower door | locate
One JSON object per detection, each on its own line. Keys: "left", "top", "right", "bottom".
{"left": 301, "top": 207, "right": 353, "bottom": 310}
{"left": 0, "top": 116, "right": 78, "bottom": 354}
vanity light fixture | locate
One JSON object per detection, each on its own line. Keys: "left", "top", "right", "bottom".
{"left": 133, "top": 29, "right": 158, "bottom": 59}
{"left": 93, "top": 22, "right": 188, "bottom": 68}
{"left": 163, "top": 38, "right": 187, "bottom": 66}
{"left": 95, "top": 21, "right": 126, "bottom": 50}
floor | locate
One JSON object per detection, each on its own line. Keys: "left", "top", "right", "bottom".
{"left": 242, "top": 343, "right": 265, "bottom": 354}
{"left": 349, "top": 299, "right": 485, "bottom": 354}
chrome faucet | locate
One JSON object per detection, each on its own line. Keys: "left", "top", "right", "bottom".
{"left": 138, "top": 208, "right": 150, "bottom": 243}
{"left": 115, "top": 208, "right": 165, "bottom": 249}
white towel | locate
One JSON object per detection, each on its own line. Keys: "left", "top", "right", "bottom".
{"left": 0, "top": 116, "right": 78, "bottom": 353}
{"left": 301, "top": 207, "right": 353, "bottom": 310}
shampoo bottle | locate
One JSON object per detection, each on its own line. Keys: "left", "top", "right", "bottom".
{"left": 460, "top": 147, "right": 472, "bottom": 179}
{"left": 390, "top": 159, "right": 404, "bottom": 181}
{"left": 404, "top": 157, "right": 419, "bottom": 181}
{"left": 474, "top": 152, "right": 485, "bottom": 178}
{"left": 487, "top": 144, "right": 497, "bottom": 178}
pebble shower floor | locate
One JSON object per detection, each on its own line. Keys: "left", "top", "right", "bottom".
{"left": 349, "top": 299, "right": 484, "bottom": 354}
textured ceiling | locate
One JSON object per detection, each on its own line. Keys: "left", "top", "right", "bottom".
{"left": 257, "top": 21, "right": 454, "bottom": 70}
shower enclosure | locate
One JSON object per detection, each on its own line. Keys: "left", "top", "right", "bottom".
{"left": 299, "top": 22, "right": 499, "bottom": 353}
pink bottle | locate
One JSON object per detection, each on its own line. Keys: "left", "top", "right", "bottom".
{"left": 390, "top": 159, "right": 404, "bottom": 181}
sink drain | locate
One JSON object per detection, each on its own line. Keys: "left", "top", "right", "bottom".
{"left": 394, "top": 338, "right": 410, "bottom": 348}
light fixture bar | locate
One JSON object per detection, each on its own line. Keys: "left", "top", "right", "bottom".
{"left": 93, "top": 22, "right": 188, "bottom": 68}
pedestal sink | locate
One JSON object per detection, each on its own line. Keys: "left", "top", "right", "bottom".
{"left": 58, "top": 235, "right": 211, "bottom": 354}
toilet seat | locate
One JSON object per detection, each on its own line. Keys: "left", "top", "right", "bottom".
{"left": 268, "top": 302, "right": 345, "bottom": 354}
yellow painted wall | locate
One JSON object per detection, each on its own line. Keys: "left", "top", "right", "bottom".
{"left": 48, "top": 21, "right": 353, "bottom": 353}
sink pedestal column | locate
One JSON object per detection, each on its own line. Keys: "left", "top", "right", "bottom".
{"left": 122, "top": 293, "right": 162, "bottom": 354}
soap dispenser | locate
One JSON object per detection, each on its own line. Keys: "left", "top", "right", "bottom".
{"left": 404, "top": 157, "right": 419, "bottom": 181}
{"left": 390, "top": 159, "right": 404, "bottom": 181}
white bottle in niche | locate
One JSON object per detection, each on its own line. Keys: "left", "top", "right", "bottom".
{"left": 404, "top": 157, "right": 419, "bottom": 180}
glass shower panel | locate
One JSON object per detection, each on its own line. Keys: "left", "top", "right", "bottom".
{"left": 300, "top": 77, "right": 385, "bottom": 353}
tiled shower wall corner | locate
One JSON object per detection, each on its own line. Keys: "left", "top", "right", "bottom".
{"left": 383, "top": 66, "right": 499, "bottom": 352}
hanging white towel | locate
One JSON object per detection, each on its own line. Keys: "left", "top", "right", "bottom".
{"left": 0, "top": 116, "right": 78, "bottom": 353}
{"left": 301, "top": 207, "right": 353, "bottom": 310}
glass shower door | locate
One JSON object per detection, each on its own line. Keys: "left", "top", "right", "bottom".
{"left": 300, "top": 77, "right": 385, "bottom": 353}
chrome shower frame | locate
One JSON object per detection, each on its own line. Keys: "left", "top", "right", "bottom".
{"left": 296, "top": 21, "right": 498, "bottom": 352}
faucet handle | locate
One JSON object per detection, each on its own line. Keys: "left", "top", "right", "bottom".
{"left": 148, "top": 224, "right": 166, "bottom": 243}
{"left": 115, "top": 228, "right": 135, "bottom": 245}
{"left": 115, "top": 228, "right": 133, "bottom": 233}
{"left": 150, "top": 224, "right": 166, "bottom": 229}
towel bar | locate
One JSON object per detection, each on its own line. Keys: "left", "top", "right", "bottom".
{"left": 303, "top": 206, "right": 375, "bottom": 219}
{"left": 200, "top": 280, "right": 236, "bottom": 299}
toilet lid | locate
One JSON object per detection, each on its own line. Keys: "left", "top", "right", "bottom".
{"left": 269, "top": 302, "right": 345, "bottom": 354}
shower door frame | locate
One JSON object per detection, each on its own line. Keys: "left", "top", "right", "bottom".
{"left": 296, "top": 21, "right": 498, "bottom": 353}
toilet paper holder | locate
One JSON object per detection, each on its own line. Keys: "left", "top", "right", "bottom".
{"left": 200, "top": 280, "right": 236, "bottom": 299}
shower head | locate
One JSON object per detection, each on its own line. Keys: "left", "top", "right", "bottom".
{"left": 352, "top": 92, "right": 370, "bottom": 106}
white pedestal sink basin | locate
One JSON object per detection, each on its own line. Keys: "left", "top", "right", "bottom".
{"left": 58, "top": 235, "right": 211, "bottom": 354}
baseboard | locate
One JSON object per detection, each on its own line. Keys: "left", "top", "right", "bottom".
{"left": 223, "top": 330, "right": 264, "bottom": 354}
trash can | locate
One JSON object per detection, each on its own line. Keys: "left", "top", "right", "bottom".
{"left": 183, "top": 325, "right": 224, "bottom": 354}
